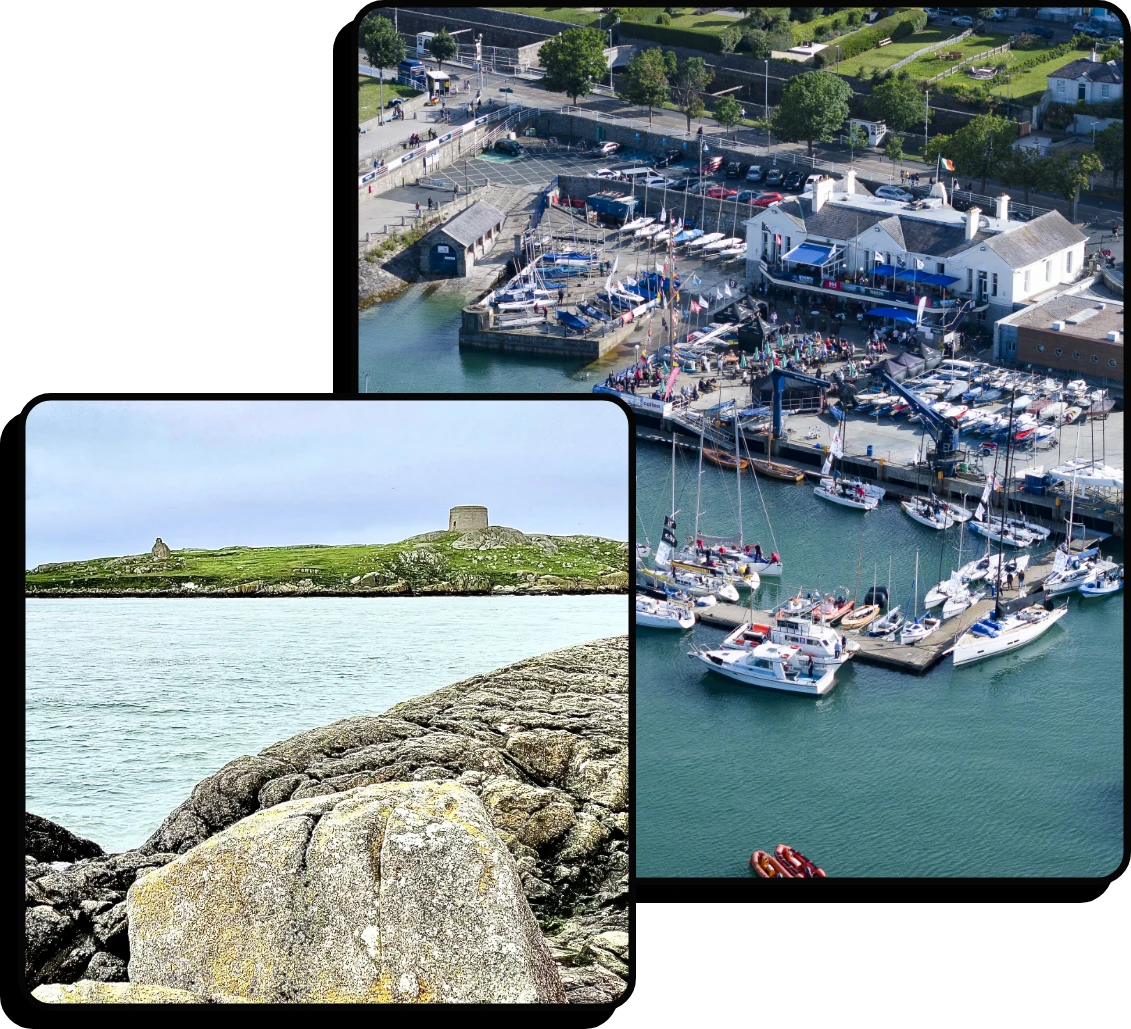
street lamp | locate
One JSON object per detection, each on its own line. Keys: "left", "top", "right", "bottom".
{"left": 835, "top": 44, "right": 841, "bottom": 74}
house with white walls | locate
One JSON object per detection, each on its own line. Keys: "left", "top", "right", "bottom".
{"left": 744, "top": 171, "right": 1087, "bottom": 325}
{"left": 1046, "top": 52, "right": 1123, "bottom": 105}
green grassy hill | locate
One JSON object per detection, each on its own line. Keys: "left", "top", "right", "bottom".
{"left": 26, "top": 528, "right": 629, "bottom": 596}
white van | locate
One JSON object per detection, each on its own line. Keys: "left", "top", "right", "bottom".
{"left": 616, "top": 167, "right": 669, "bottom": 187}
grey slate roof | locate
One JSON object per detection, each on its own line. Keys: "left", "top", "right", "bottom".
{"left": 897, "top": 217, "right": 990, "bottom": 259}
{"left": 437, "top": 201, "right": 506, "bottom": 247}
{"left": 802, "top": 203, "right": 895, "bottom": 241}
{"left": 1049, "top": 58, "right": 1123, "bottom": 83}
{"left": 984, "top": 210, "right": 1087, "bottom": 267}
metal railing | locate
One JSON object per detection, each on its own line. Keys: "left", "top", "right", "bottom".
{"left": 888, "top": 29, "right": 973, "bottom": 74}
{"left": 359, "top": 182, "right": 494, "bottom": 245}
{"left": 924, "top": 41, "right": 1012, "bottom": 84}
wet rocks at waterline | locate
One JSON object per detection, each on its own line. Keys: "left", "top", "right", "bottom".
{"left": 26, "top": 637, "right": 629, "bottom": 1004}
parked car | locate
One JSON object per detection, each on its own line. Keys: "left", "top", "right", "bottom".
{"left": 783, "top": 170, "right": 805, "bottom": 192}
{"left": 1102, "top": 35, "right": 1123, "bottom": 45}
{"left": 667, "top": 177, "right": 697, "bottom": 192}
{"left": 1072, "top": 21, "right": 1103, "bottom": 36}
{"left": 703, "top": 155, "right": 725, "bottom": 173}
{"left": 1030, "top": 24, "right": 1055, "bottom": 38}
{"left": 765, "top": 167, "right": 784, "bottom": 185}
{"left": 990, "top": 8, "right": 1008, "bottom": 21}
{"left": 735, "top": 190, "right": 760, "bottom": 204}
{"left": 751, "top": 191, "right": 784, "bottom": 207}
{"left": 594, "top": 141, "right": 620, "bottom": 157}
{"left": 924, "top": 7, "right": 940, "bottom": 20}
{"left": 706, "top": 185, "right": 739, "bottom": 199}
{"left": 494, "top": 138, "right": 527, "bottom": 157}
{"left": 653, "top": 149, "right": 683, "bottom": 168}
{"left": 952, "top": 15, "right": 973, "bottom": 27}
{"left": 746, "top": 164, "right": 765, "bottom": 183}
{"left": 686, "top": 181, "right": 712, "bottom": 195}
{"left": 875, "top": 185, "right": 914, "bottom": 202}
{"left": 725, "top": 160, "right": 744, "bottom": 179}
{"left": 638, "top": 172, "right": 670, "bottom": 187}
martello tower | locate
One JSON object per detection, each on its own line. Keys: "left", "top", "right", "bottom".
{"left": 448, "top": 506, "right": 488, "bottom": 531}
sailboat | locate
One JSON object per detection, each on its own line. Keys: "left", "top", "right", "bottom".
{"left": 841, "top": 564, "right": 882, "bottom": 630}
{"left": 952, "top": 388, "right": 1069, "bottom": 667}
{"left": 899, "top": 550, "right": 942, "bottom": 644}
{"left": 867, "top": 557, "right": 904, "bottom": 636}
{"left": 814, "top": 427, "right": 877, "bottom": 511}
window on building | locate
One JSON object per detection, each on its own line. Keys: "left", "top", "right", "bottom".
{"left": 991, "top": 272, "right": 998, "bottom": 297}
{"left": 1056, "top": 79, "right": 1064, "bottom": 93}
{"left": 967, "top": 268, "right": 973, "bottom": 292}
{"left": 977, "top": 270, "right": 988, "bottom": 299}
{"left": 1102, "top": 84, "right": 1110, "bottom": 98}
{"left": 1023, "top": 269, "right": 1031, "bottom": 292}
{"left": 1066, "top": 251, "right": 1073, "bottom": 273}
{"left": 1045, "top": 260, "right": 1051, "bottom": 282}
{"left": 936, "top": 263, "right": 945, "bottom": 275}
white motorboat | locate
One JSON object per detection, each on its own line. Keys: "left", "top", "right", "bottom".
{"left": 778, "top": 591, "right": 819, "bottom": 618}
{"left": 814, "top": 483, "right": 878, "bottom": 511}
{"left": 635, "top": 593, "right": 696, "bottom": 629}
{"left": 1039, "top": 401, "right": 1067, "bottom": 422}
{"left": 689, "top": 641, "right": 838, "bottom": 695}
{"left": 721, "top": 615, "right": 859, "bottom": 669}
{"left": 1078, "top": 567, "right": 1123, "bottom": 597}
{"left": 900, "top": 615, "right": 941, "bottom": 644}
{"left": 1041, "top": 547, "right": 1108, "bottom": 597}
{"left": 952, "top": 603, "right": 1068, "bottom": 667}
{"left": 941, "top": 586, "right": 985, "bottom": 620}
{"left": 901, "top": 496, "right": 956, "bottom": 530}
{"left": 1010, "top": 393, "right": 1034, "bottom": 411}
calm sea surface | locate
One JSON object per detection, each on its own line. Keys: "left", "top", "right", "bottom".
{"left": 636, "top": 441, "right": 1124, "bottom": 877}
{"left": 358, "top": 283, "right": 628, "bottom": 393}
{"left": 26, "top": 596, "right": 626, "bottom": 853}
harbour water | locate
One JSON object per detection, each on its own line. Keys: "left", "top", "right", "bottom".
{"left": 636, "top": 440, "right": 1124, "bottom": 877}
{"left": 359, "top": 283, "right": 614, "bottom": 393}
{"left": 26, "top": 595, "right": 626, "bottom": 853}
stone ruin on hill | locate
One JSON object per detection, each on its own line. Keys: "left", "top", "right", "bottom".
{"left": 150, "top": 539, "right": 170, "bottom": 561}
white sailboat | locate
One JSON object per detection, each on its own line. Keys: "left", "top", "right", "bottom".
{"left": 635, "top": 592, "right": 696, "bottom": 630}
{"left": 899, "top": 550, "right": 942, "bottom": 644}
{"left": 901, "top": 496, "right": 956, "bottom": 530}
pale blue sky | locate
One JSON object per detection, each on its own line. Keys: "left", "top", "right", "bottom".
{"left": 25, "top": 400, "right": 628, "bottom": 565}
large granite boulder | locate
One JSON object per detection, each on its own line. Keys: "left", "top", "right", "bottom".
{"left": 25, "top": 813, "right": 104, "bottom": 863}
{"left": 127, "top": 782, "right": 565, "bottom": 1004}
{"left": 33, "top": 982, "right": 212, "bottom": 1004}
{"left": 25, "top": 638, "right": 628, "bottom": 999}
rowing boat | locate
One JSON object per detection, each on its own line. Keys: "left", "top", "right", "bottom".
{"left": 749, "top": 458, "right": 804, "bottom": 482}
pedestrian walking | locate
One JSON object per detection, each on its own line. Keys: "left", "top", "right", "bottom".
{"left": 415, "top": 200, "right": 421, "bottom": 217}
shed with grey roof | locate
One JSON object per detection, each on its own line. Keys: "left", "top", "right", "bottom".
{"left": 419, "top": 201, "right": 507, "bottom": 277}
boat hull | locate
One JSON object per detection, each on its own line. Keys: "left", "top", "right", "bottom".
{"left": 691, "top": 652, "right": 836, "bottom": 695}
{"left": 815, "top": 486, "right": 877, "bottom": 511}
{"left": 749, "top": 459, "right": 804, "bottom": 483}
{"left": 952, "top": 605, "right": 1067, "bottom": 666}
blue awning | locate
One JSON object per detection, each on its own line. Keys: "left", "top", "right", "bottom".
{"left": 782, "top": 242, "right": 839, "bottom": 267}
{"left": 873, "top": 263, "right": 898, "bottom": 276}
{"left": 894, "top": 268, "right": 932, "bottom": 283}
{"left": 867, "top": 307, "right": 919, "bottom": 323}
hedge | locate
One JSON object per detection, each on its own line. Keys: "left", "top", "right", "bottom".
{"left": 813, "top": 9, "right": 929, "bottom": 67}
{"left": 618, "top": 20, "right": 723, "bottom": 53}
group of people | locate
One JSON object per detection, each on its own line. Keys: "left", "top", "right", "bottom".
{"left": 899, "top": 170, "right": 927, "bottom": 187}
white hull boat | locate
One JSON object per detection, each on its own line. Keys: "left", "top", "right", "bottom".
{"left": 687, "top": 232, "right": 725, "bottom": 251}
{"left": 690, "top": 641, "right": 837, "bottom": 695}
{"left": 820, "top": 477, "right": 885, "bottom": 500}
{"left": 1078, "top": 569, "right": 1123, "bottom": 597}
{"left": 941, "top": 588, "right": 984, "bottom": 620}
{"left": 968, "top": 519, "right": 1035, "bottom": 548}
{"left": 952, "top": 604, "right": 1068, "bottom": 666}
{"left": 722, "top": 617, "right": 859, "bottom": 669}
{"left": 716, "top": 246, "right": 746, "bottom": 259}
{"left": 867, "top": 606, "right": 904, "bottom": 637}
{"left": 901, "top": 498, "right": 956, "bottom": 530}
{"left": 671, "top": 558, "right": 759, "bottom": 591}
{"left": 618, "top": 216, "right": 653, "bottom": 234}
{"left": 900, "top": 615, "right": 941, "bottom": 645}
{"left": 703, "top": 236, "right": 744, "bottom": 252}
{"left": 636, "top": 594, "right": 696, "bottom": 629}
{"left": 815, "top": 485, "right": 878, "bottom": 511}
{"left": 924, "top": 574, "right": 968, "bottom": 608}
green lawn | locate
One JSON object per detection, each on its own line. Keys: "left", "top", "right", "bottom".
{"left": 26, "top": 533, "right": 629, "bottom": 593}
{"left": 900, "top": 32, "right": 1011, "bottom": 82}
{"left": 358, "top": 76, "right": 420, "bottom": 122}
{"left": 499, "top": 8, "right": 605, "bottom": 29}
{"left": 987, "top": 46, "right": 1091, "bottom": 100}
{"left": 835, "top": 27, "right": 963, "bottom": 78}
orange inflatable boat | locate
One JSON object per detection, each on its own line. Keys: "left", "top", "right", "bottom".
{"left": 775, "top": 844, "right": 826, "bottom": 878}
{"left": 749, "top": 850, "right": 795, "bottom": 877}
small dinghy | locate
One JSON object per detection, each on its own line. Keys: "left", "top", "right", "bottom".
{"left": 867, "top": 606, "right": 904, "bottom": 637}
{"left": 687, "top": 232, "right": 725, "bottom": 251}
{"left": 780, "top": 591, "right": 819, "bottom": 617}
{"left": 703, "top": 447, "right": 748, "bottom": 471}
{"left": 839, "top": 603, "right": 881, "bottom": 630}
{"left": 750, "top": 850, "right": 794, "bottom": 878}
{"left": 1078, "top": 567, "right": 1123, "bottom": 597}
{"left": 899, "top": 614, "right": 941, "bottom": 644}
{"left": 704, "top": 236, "right": 743, "bottom": 252}
{"left": 617, "top": 216, "right": 653, "bottom": 234}
{"left": 813, "top": 590, "right": 854, "bottom": 625}
{"left": 775, "top": 844, "right": 826, "bottom": 878}
{"left": 749, "top": 458, "right": 804, "bottom": 482}
{"left": 941, "top": 587, "right": 984, "bottom": 620}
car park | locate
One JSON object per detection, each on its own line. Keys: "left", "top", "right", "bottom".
{"left": 952, "top": 15, "right": 973, "bottom": 27}
{"left": 705, "top": 185, "right": 738, "bottom": 199}
{"left": 875, "top": 185, "right": 914, "bottom": 201}
{"left": 725, "top": 160, "right": 744, "bottom": 179}
{"left": 765, "top": 167, "right": 784, "bottom": 186}
{"left": 751, "top": 191, "right": 784, "bottom": 207}
{"left": 494, "top": 138, "right": 527, "bottom": 157}
{"left": 783, "top": 170, "right": 805, "bottom": 192}
{"left": 746, "top": 164, "right": 765, "bottom": 183}
{"left": 1072, "top": 21, "right": 1102, "bottom": 36}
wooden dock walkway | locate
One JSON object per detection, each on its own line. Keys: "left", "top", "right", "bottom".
{"left": 691, "top": 549, "right": 1061, "bottom": 676}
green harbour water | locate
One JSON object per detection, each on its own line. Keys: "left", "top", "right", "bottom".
{"left": 635, "top": 440, "right": 1124, "bottom": 878}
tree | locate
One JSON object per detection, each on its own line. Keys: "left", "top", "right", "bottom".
{"left": 426, "top": 27, "right": 458, "bottom": 73}
{"left": 770, "top": 70, "right": 852, "bottom": 157}
{"left": 922, "top": 113, "right": 1016, "bottom": 193}
{"left": 359, "top": 13, "right": 404, "bottom": 126}
{"left": 883, "top": 135, "right": 904, "bottom": 181}
{"left": 1044, "top": 149, "right": 1103, "bottom": 215}
{"left": 539, "top": 28, "right": 610, "bottom": 106}
{"left": 742, "top": 28, "right": 771, "bottom": 59}
{"left": 845, "top": 124, "right": 869, "bottom": 162}
{"left": 714, "top": 95, "right": 744, "bottom": 133}
{"left": 670, "top": 56, "right": 713, "bottom": 132}
{"left": 975, "top": 7, "right": 998, "bottom": 17}
{"left": 619, "top": 46, "right": 673, "bottom": 125}
{"left": 996, "top": 145, "right": 1047, "bottom": 205}
{"left": 869, "top": 76, "right": 928, "bottom": 133}
{"left": 1094, "top": 122, "right": 1124, "bottom": 187}
{"left": 791, "top": 7, "right": 817, "bottom": 22}
{"left": 720, "top": 25, "right": 742, "bottom": 53}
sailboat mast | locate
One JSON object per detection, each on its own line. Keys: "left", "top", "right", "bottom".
{"left": 1065, "top": 432, "right": 1080, "bottom": 544}
{"left": 993, "top": 389, "right": 1016, "bottom": 616}
{"left": 694, "top": 412, "right": 706, "bottom": 541}
{"left": 735, "top": 408, "right": 743, "bottom": 546}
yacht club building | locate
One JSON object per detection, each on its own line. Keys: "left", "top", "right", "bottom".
{"left": 744, "top": 172, "right": 1087, "bottom": 325}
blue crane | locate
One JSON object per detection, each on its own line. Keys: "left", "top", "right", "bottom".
{"left": 879, "top": 373, "right": 966, "bottom": 475}
{"left": 769, "top": 367, "right": 835, "bottom": 439}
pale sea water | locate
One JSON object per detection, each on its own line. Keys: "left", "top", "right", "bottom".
{"left": 26, "top": 596, "right": 626, "bottom": 853}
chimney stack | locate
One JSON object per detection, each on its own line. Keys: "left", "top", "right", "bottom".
{"left": 844, "top": 168, "right": 857, "bottom": 196}
{"left": 995, "top": 193, "right": 1009, "bottom": 222}
{"left": 930, "top": 179, "right": 948, "bottom": 206}
{"left": 965, "top": 205, "right": 981, "bottom": 241}
{"left": 813, "top": 175, "right": 834, "bottom": 212}
{"left": 1090, "top": 48, "right": 1098, "bottom": 62}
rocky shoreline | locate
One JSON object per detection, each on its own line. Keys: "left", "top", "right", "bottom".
{"left": 25, "top": 637, "right": 629, "bottom": 1004}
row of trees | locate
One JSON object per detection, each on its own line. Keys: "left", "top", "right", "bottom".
{"left": 358, "top": 15, "right": 460, "bottom": 123}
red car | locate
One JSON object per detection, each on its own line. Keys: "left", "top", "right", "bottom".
{"left": 705, "top": 185, "right": 738, "bottom": 199}
{"left": 703, "top": 155, "right": 724, "bottom": 173}
{"left": 750, "top": 191, "right": 784, "bottom": 207}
